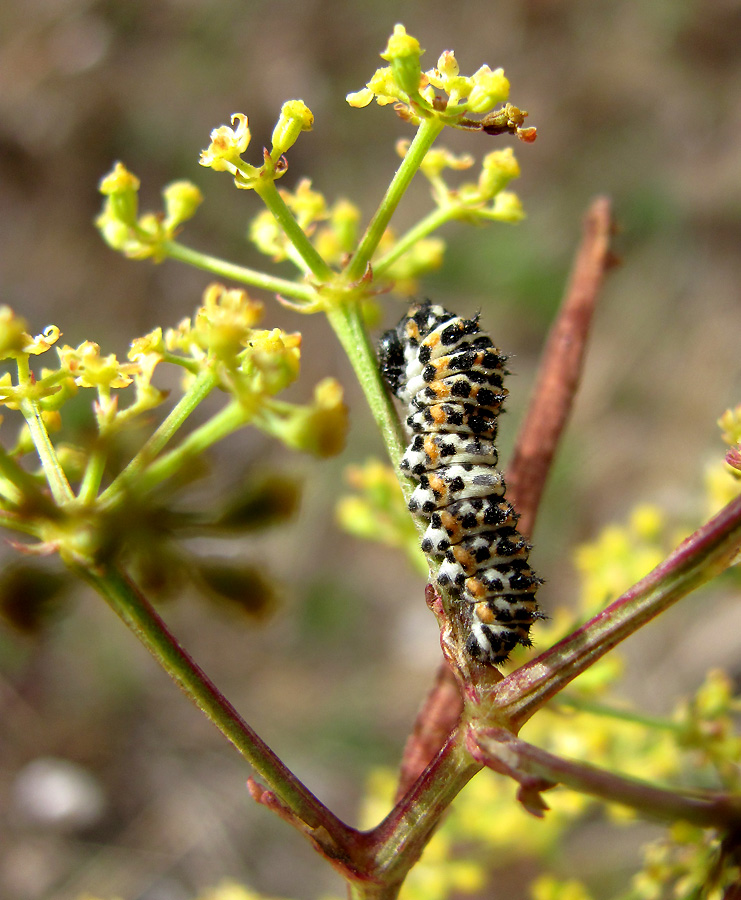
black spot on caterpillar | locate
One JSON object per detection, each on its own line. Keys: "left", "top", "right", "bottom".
{"left": 378, "top": 301, "right": 541, "bottom": 665}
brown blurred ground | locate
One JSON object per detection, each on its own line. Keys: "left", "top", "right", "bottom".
{"left": 1, "top": 2, "right": 740, "bottom": 898}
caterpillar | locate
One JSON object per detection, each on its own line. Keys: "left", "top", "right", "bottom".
{"left": 378, "top": 301, "right": 541, "bottom": 665}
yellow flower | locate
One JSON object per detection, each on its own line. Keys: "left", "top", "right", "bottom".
{"left": 199, "top": 113, "right": 251, "bottom": 171}
{"left": 58, "top": 342, "right": 136, "bottom": 390}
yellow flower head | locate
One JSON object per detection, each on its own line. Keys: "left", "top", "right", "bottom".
{"left": 199, "top": 114, "right": 251, "bottom": 172}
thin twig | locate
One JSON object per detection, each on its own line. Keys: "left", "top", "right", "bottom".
{"left": 507, "top": 195, "right": 615, "bottom": 537}
{"left": 394, "top": 198, "right": 615, "bottom": 795}
{"left": 471, "top": 727, "right": 741, "bottom": 829}
{"left": 82, "top": 564, "right": 359, "bottom": 856}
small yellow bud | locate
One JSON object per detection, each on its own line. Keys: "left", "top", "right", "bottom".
{"left": 129, "top": 328, "right": 165, "bottom": 362}
{"left": 307, "top": 378, "right": 348, "bottom": 457}
{"left": 719, "top": 404, "right": 741, "bottom": 446}
{"left": 277, "top": 378, "right": 348, "bottom": 457}
{"left": 283, "top": 178, "right": 327, "bottom": 229}
{"left": 366, "top": 67, "right": 405, "bottom": 105}
{"left": 695, "top": 669, "right": 733, "bottom": 719}
{"left": 437, "top": 50, "right": 459, "bottom": 79}
{"left": 98, "top": 162, "right": 140, "bottom": 227}
{"left": 98, "top": 161, "right": 141, "bottom": 196}
{"left": 419, "top": 146, "right": 474, "bottom": 179}
{"left": 249, "top": 210, "right": 288, "bottom": 261}
{"left": 490, "top": 191, "right": 524, "bottom": 222}
{"left": 380, "top": 24, "right": 424, "bottom": 99}
{"left": 329, "top": 199, "right": 360, "bottom": 247}
{"left": 381, "top": 24, "right": 422, "bottom": 62}
{"left": 271, "top": 100, "right": 314, "bottom": 156}
{"left": 466, "top": 65, "right": 510, "bottom": 114}
{"left": 629, "top": 504, "right": 664, "bottom": 541}
{"left": 162, "top": 180, "right": 203, "bottom": 228}
{"left": 478, "top": 148, "right": 520, "bottom": 198}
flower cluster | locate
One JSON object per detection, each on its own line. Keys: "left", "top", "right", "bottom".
{"left": 0, "top": 306, "right": 165, "bottom": 440}
{"left": 199, "top": 102, "right": 314, "bottom": 190}
{"left": 144, "top": 283, "right": 348, "bottom": 455}
{"left": 347, "top": 24, "right": 536, "bottom": 142}
{"left": 96, "top": 162, "right": 203, "bottom": 260}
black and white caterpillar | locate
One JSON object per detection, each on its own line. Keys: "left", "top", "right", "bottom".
{"left": 378, "top": 301, "right": 541, "bottom": 665}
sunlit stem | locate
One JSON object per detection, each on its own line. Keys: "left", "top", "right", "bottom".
{"left": 163, "top": 241, "right": 315, "bottom": 303}
{"left": 254, "top": 180, "right": 335, "bottom": 283}
{"left": 346, "top": 116, "right": 445, "bottom": 283}
{"left": 325, "top": 302, "right": 407, "bottom": 473}
{"left": 16, "top": 357, "right": 73, "bottom": 506}
{"left": 99, "top": 367, "right": 218, "bottom": 507}
{"left": 372, "top": 204, "right": 452, "bottom": 278}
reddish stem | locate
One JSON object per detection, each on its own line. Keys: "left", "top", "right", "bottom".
{"left": 507, "top": 195, "right": 615, "bottom": 536}
{"left": 472, "top": 727, "right": 741, "bottom": 829}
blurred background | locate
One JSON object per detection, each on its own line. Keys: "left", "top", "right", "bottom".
{"left": 1, "top": 1, "right": 740, "bottom": 898}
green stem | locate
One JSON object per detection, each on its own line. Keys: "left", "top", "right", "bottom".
{"left": 254, "top": 180, "right": 335, "bottom": 283}
{"left": 77, "top": 442, "right": 108, "bottom": 505}
{"left": 325, "top": 303, "right": 407, "bottom": 473}
{"left": 82, "top": 563, "right": 355, "bottom": 839}
{"left": 112, "top": 399, "right": 249, "bottom": 502}
{"left": 99, "top": 368, "right": 218, "bottom": 506}
{"left": 26, "top": 405, "right": 73, "bottom": 503}
{"left": 372, "top": 204, "right": 453, "bottom": 278}
{"left": 347, "top": 117, "right": 445, "bottom": 283}
{"left": 0, "top": 509, "right": 44, "bottom": 536}
{"left": 163, "top": 240, "right": 315, "bottom": 302}
{"left": 17, "top": 365, "right": 73, "bottom": 506}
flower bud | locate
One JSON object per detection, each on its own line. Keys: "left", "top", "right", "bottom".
{"left": 466, "top": 65, "right": 510, "bottom": 114}
{"left": 490, "top": 191, "right": 524, "bottom": 222}
{"left": 478, "top": 148, "right": 520, "bottom": 199}
{"left": 98, "top": 162, "right": 141, "bottom": 227}
{"left": 380, "top": 24, "right": 423, "bottom": 99}
{"left": 163, "top": 181, "right": 204, "bottom": 228}
{"left": 271, "top": 100, "right": 314, "bottom": 156}
{"left": 436, "top": 50, "right": 459, "bottom": 80}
